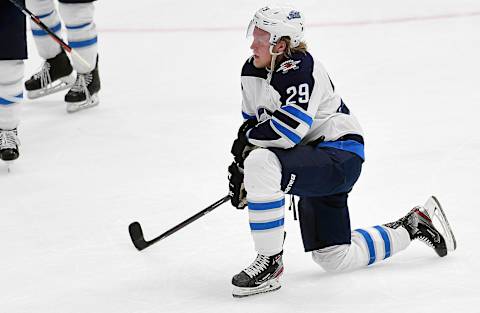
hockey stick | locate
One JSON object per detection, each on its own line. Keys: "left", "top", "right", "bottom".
{"left": 8, "top": 0, "right": 91, "bottom": 71}
{"left": 129, "top": 195, "right": 231, "bottom": 251}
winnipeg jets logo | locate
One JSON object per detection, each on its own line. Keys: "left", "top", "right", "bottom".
{"left": 277, "top": 60, "right": 301, "bottom": 74}
{"left": 287, "top": 10, "right": 301, "bottom": 20}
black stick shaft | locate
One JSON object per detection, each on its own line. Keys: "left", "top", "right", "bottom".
{"left": 147, "top": 195, "right": 231, "bottom": 245}
{"left": 8, "top": 0, "right": 72, "bottom": 52}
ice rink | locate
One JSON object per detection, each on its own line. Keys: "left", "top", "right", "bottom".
{"left": 2, "top": 0, "right": 480, "bottom": 312}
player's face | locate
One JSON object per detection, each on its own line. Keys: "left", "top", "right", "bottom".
{"left": 250, "top": 27, "right": 272, "bottom": 68}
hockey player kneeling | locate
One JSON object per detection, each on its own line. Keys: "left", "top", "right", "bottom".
{"left": 227, "top": 6, "right": 457, "bottom": 298}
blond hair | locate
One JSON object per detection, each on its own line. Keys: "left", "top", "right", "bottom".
{"left": 275, "top": 36, "right": 308, "bottom": 65}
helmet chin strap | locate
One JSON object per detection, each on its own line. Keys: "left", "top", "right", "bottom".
{"left": 267, "top": 45, "right": 282, "bottom": 83}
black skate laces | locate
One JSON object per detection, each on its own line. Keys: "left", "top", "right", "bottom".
{"left": 244, "top": 254, "right": 271, "bottom": 278}
{"left": 0, "top": 129, "right": 19, "bottom": 150}
{"left": 417, "top": 234, "right": 435, "bottom": 248}
{"left": 412, "top": 207, "right": 440, "bottom": 248}
{"left": 33, "top": 62, "right": 52, "bottom": 89}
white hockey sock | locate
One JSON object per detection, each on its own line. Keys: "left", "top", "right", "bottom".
{"left": 26, "top": 0, "right": 62, "bottom": 59}
{"left": 244, "top": 149, "right": 285, "bottom": 256}
{"left": 59, "top": 2, "right": 98, "bottom": 73}
{"left": 312, "top": 225, "right": 411, "bottom": 272}
{"left": 0, "top": 61, "right": 24, "bottom": 130}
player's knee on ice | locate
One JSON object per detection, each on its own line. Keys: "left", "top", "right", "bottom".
{"left": 312, "top": 232, "right": 377, "bottom": 272}
{"left": 311, "top": 244, "right": 355, "bottom": 273}
{"left": 312, "top": 226, "right": 412, "bottom": 272}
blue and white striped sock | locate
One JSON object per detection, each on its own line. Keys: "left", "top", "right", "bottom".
{"left": 0, "top": 61, "right": 24, "bottom": 130}
{"left": 59, "top": 2, "right": 98, "bottom": 73}
{"left": 248, "top": 196, "right": 285, "bottom": 256}
{"left": 312, "top": 224, "right": 411, "bottom": 272}
{"left": 353, "top": 225, "right": 410, "bottom": 266}
{"left": 27, "top": 0, "right": 63, "bottom": 59}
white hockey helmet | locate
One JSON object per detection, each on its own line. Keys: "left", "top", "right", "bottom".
{"left": 246, "top": 6, "right": 305, "bottom": 48}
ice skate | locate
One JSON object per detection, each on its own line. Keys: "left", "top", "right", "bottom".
{"left": 65, "top": 56, "right": 100, "bottom": 113}
{"left": 24, "top": 49, "right": 75, "bottom": 99}
{"left": 232, "top": 251, "right": 283, "bottom": 298}
{"left": 0, "top": 128, "right": 20, "bottom": 170}
{"left": 385, "top": 196, "right": 456, "bottom": 257}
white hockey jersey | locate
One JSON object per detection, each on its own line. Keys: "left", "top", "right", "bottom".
{"left": 241, "top": 52, "right": 364, "bottom": 151}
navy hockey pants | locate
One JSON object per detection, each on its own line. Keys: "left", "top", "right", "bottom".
{"left": 270, "top": 145, "right": 363, "bottom": 252}
{"left": 0, "top": 0, "right": 27, "bottom": 60}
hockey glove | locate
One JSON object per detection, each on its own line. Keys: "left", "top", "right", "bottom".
{"left": 228, "top": 162, "right": 247, "bottom": 209}
{"left": 231, "top": 119, "right": 257, "bottom": 167}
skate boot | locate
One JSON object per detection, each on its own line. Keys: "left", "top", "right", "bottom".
{"left": 0, "top": 128, "right": 20, "bottom": 163}
{"left": 232, "top": 251, "right": 283, "bottom": 298}
{"left": 64, "top": 55, "right": 100, "bottom": 113}
{"left": 24, "top": 49, "right": 75, "bottom": 99}
{"left": 385, "top": 196, "right": 457, "bottom": 257}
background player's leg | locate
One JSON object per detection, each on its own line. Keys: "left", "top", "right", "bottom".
{"left": 24, "top": 0, "right": 74, "bottom": 99}
{"left": 59, "top": 0, "right": 100, "bottom": 112}
{"left": 58, "top": 1, "right": 97, "bottom": 73}
{"left": 0, "top": 0, "right": 27, "bottom": 163}
{"left": 0, "top": 61, "right": 24, "bottom": 131}
{"left": 0, "top": 61, "right": 24, "bottom": 162}
{"left": 26, "top": 0, "right": 62, "bottom": 59}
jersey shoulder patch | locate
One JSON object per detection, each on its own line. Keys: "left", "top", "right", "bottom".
{"left": 241, "top": 57, "right": 268, "bottom": 79}
{"left": 276, "top": 59, "right": 302, "bottom": 74}
{"left": 273, "top": 52, "right": 314, "bottom": 78}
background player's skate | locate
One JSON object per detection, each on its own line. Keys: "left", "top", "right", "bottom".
{"left": 65, "top": 56, "right": 100, "bottom": 113}
{"left": 24, "top": 49, "right": 75, "bottom": 99}
{"left": 0, "top": 128, "right": 20, "bottom": 171}
{"left": 24, "top": 0, "right": 100, "bottom": 113}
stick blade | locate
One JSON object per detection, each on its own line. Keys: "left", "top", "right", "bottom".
{"left": 128, "top": 221, "right": 149, "bottom": 251}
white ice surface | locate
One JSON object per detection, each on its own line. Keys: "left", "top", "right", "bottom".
{"left": 2, "top": 1, "right": 480, "bottom": 312}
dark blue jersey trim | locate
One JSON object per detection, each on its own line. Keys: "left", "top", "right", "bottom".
{"left": 241, "top": 57, "right": 268, "bottom": 79}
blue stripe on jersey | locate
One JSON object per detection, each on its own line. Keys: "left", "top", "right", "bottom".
{"left": 38, "top": 10, "right": 54, "bottom": 19}
{"left": 318, "top": 139, "right": 365, "bottom": 160}
{"left": 374, "top": 226, "right": 391, "bottom": 259}
{"left": 32, "top": 22, "right": 61, "bottom": 36}
{"left": 250, "top": 218, "right": 284, "bottom": 231}
{"left": 248, "top": 198, "right": 285, "bottom": 211}
{"left": 273, "top": 110, "right": 300, "bottom": 129}
{"left": 281, "top": 105, "right": 313, "bottom": 127}
{"left": 66, "top": 22, "right": 92, "bottom": 30}
{"left": 242, "top": 111, "right": 256, "bottom": 120}
{"left": 0, "top": 92, "right": 23, "bottom": 105}
{"left": 355, "top": 229, "right": 376, "bottom": 265}
{"left": 69, "top": 36, "right": 98, "bottom": 48}
{"left": 271, "top": 119, "right": 301, "bottom": 144}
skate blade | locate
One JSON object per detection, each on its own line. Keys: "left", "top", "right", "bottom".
{"left": 232, "top": 278, "right": 281, "bottom": 298}
{"left": 66, "top": 94, "right": 99, "bottom": 113}
{"left": 423, "top": 196, "right": 457, "bottom": 252}
{"left": 27, "top": 74, "right": 76, "bottom": 99}
{"left": 3, "top": 160, "right": 14, "bottom": 173}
